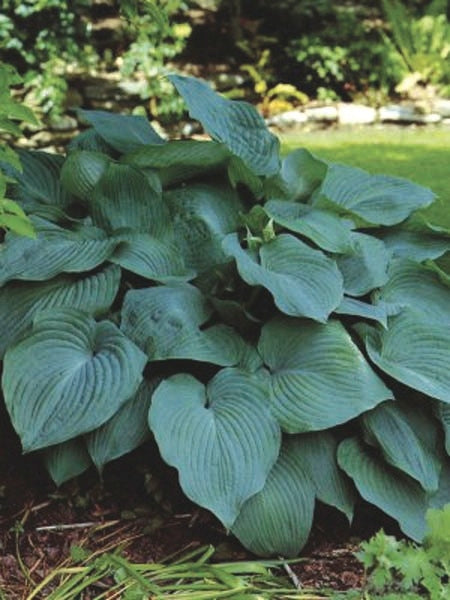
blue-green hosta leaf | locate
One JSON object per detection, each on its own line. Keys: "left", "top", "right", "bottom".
{"left": 78, "top": 109, "right": 165, "bottom": 153}
{"left": 429, "top": 462, "right": 450, "bottom": 510}
{"left": 373, "top": 259, "right": 450, "bottom": 326}
{"left": 362, "top": 401, "right": 442, "bottom": 492}
{"left": 0, "top": 217, "right": 118, "bottom": 284}
{"left": 318, "top": 164, "right": 435, "bottom": 226}
{"left": 278, "top": 148, "right": 327, "bottom": 202}
{"left": 435, "top": 403, "right": 450, "bottom": 455}
{"left": 165, "top": 182, "right": 243, "bottom": 273}
{"left": 227, "top": 156, "right": 264, "bottom": 199}
{"left": 149, "top": 369, "right": 281, "bottom": 528}
{"left": 169, "top": 74, "right": 280, "bottom": 176}
{"left": 43, "top": 438, "right": 92, "bottom": 486}
{"left": 288, "top": 432, "right": 356, "bottom": 521}
{"left": 338, "top": 437, "right": 429, "bottom": 541}
{"left": 123, "top": 140, "right": 230, "bottom": 186}
{"left": 264, "top": 200, "right": 353, "bottom": 253}
{"left": 377, "top": 230, "right": 450, "bottom": 262}
{"left": 89, "top": 163, "right": 170, "bottom": 236}
{"left": 68, "top": 128, "right": 117, "bottom": 155}
{"left": 231, "top": 436, "right": 315, "bottom": 557}
{"left": 259, "top": 316, "right": 392, "bottom": 432}
{"left": 121, "top": 284, "right": 256, "bottom": 367}
{"left": 334, "top": 297, "right": 402, "bottom": 327}
{"left": 60, "top": 150, "right": 112, "bottom": 201}
{"left": 0, "top": 263, "right": 121, "bottom": 358}
{"left": 360, "top": 310, "right": 450, "bottom": 403}
{"left": 223, "top": 233, "right": 343, "bottom": 322}
{"left": 3, "top": 308, "right": 147, "bottom": 452}
{"left": 336, "top": 232, "right": 390, "bottom": 296}
{"left": 86, "top": 377, "right": 160, "bottom": 472}
{"left": 110, "top": 233, "right": 195, "bottom": 283}
{"left": 11, "top": 150, "right": 71, "bottom": 214}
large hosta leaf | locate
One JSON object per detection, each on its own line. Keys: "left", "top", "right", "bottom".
{"left": 121, "top": 284, "right": 256, "bottom": 367}
{"left": 43, "top": 438, "right": 92, "bottom": 486}
{"left": 165, "top": 182, "right": 243, "bottom": 273}
{"left": 0, "top": 263, "right": 121, "bottom": 358}
{"left": 334, "top": 297, "right": 401, "bottom": 327}
{"left": 78, "top": 109, "right": 166, "bottom": 153}
{"left": 223, "top": 233, "right": 343, "bottom": 322}
{"left": 3, "top": 308, "right": 147, "bottom": 452}
{"left": 61, "top": 150, "right": 112, "bottom": 201}
{"left": 110, "top": 233, "right": 195, "bottom": 283}
{"left": 318, "top": 164, "right": 435, "bottom": 226}
{"left": 149, "top": 369, "right": 281, "bottom": 528}
{"left": 86, "top": 377, "right": 160, "bottom": 472}
{"left": 89, "top": 163, "right": 170, "bottom": 236}
{"left": 373, "top": 259, "right": 450, "bottom": 326}
{"left": 338, "top": 437, "right": 429, "bottom": 541}
{"left": 377, "top": 230, "right": 450, "bottom": 262}
{"left": 258, "top": 316, "right": 392, "bottom": 432}
{"left": 336, "top": 232, "right": 390, "bottom": 296}
{"left": 360, "top": 310, "right": 450, "bottom": 403}
{"left": 362, "top": 401, "right": 442, "bottom": 492}
{"left": 435, "top": 402, "right": 450, "bottom": 455}
{"left": 169, "top": 74, "right": 280, "bottom": 176}
{"left": 0, "top": 217, "right": 118, "bottom": 284}
{"left": 231, "top": 437, "right": 315, "bottom": 557}
{"left": 289, "top": 431, "right": 356, "bottom": 521}
{"left": 277, "top": 148, "right": 327, "bottom": 202}
{"left": 264, "top": 200, "right": 353, "bottom": 253}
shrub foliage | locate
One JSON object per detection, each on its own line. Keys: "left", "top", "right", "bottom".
{"left": 1, "top": 75, "right": 449, "bottom": 556}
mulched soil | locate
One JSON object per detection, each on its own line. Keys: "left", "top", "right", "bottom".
{"left": 0, "top": 402, "right": 401, "bottom": 599}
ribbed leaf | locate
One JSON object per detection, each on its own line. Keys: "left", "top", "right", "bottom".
{"left": 78, "top": 109, "right": 165, "bottom": 153}
{"left": 429, "top": 462, "right": 450, "bottom": 510}
{"left": 68, "top": 128, "right": 117, "bottom": 155}
{"left": 264, "top": 201, "right": 353, "bottom": 253}
{"left": 318, "top": 164, "right": 435, "bottom": 225}
{"left": 123, "top": 140, "right": 230, "bottom": 186}
{"left": 223, "top": 233, "right": 343, "bottom": 323}
{"left": 360, "top": 310, "right": 450, "bottom": 403}
{"left": 231, "top": 437, "right": 315, "bottom": 557}
{"left": 43, "top": 438, "right": 92, "bottom": 486}
{"left": 435, "top": 402, "right": 450, "bottom": 455}
{"left": 86, "top": 378, "right": 160, "bottom": 472}
{"left": 0, "top": 263, "right": 121, "bottom": 358}
{"left": 377, "top": 230, "right": 450, "bottom": 261}
{"left": 362, "top": 401, "right": 442, "bottom": 492}
{"left": 0, "top": 217, "right": 118, "bottom": 284}
{"left": 259, "top": 316, "right": 392, "bottom": 432}
{"left": 169, "top": 74, "right": 280, "bottom": 176}
{"left": 3, "top": 308, "right": 147, "bottom": 452}
{"left": 165, "top": 182, "right": 243, "bottom": 273}
{"left": 61, "top": 150, "right": 112, "bottom": 201}
{"left": 149, "top": 369, "right": 281, "bottom": 528}
{"left": 373, "top": 259, "right": 450, "bottom": 326}
{"left": 228, "top": 155, "right": 264, "bottom": 199}
{"left": 288, "top": 432, "right": 356, "bottom": 521}
{"left": 121, "top": 284, "right": 252, "bottom": 367}
{"left": 89, "top": 163, "right": 170, "bottom": 236}
{"left": 338, "top": 437, "right": 429, "bottom": 541}
{"left": 110, "top": 233, "right": 195, "bottom": 283}
{"left": 336, "top": 232, "right": 390, "bottom": 296}
{"left": 279, "top": 148, "right": 327, "bottom": 201}
{"left": 335, "top": 297, "right": 401, "bottom": 327}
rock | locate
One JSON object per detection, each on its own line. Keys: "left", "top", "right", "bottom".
{"left": 118, "top": 80, "right": 149, "bottom": 97}
{"left": 379, "top": 104, "right": 441, "bottom": 124}
{"left": 213, "top": 72, "right": 246, "bottom": 91}
{"left": 304, "top": 105, "right": 338, "bottom": 121}
{"left": 432, "top": 98, "right": 450, "bottom": 118}
{"left": 49, "top": 114, "right": 78, "bottom": 132}
{"left": 266, "top": 110, "right": 308, "bottom": 129}
{"left": 338, "top": 103, "right": 376, "bottom": 125}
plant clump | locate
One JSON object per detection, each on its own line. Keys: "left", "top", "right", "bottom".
{"left": 0, "top": 73, "right": 449, "bottom": 557}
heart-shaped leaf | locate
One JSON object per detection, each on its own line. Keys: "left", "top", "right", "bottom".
{"left": 377, "top": 230, "right": 450, "bottom": 262}
{"left": 149, "top": 369, "right": 281, "bottom": 528}
{"left": 43, "top": 439, "right": 92, "bottom": 486}
{"left": 259, "top": 316, "right": 392, "bottom": 432}
{"left": 3, "top": 308, "right": 147, "bottom": 451}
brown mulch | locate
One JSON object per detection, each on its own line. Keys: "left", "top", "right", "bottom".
{"left": 1, "top": 404, "right": 399, "bottom": 599}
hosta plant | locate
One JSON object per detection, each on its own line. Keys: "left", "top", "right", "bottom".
{"left": 1, "top": 74, "right": 449, "bottom": 557}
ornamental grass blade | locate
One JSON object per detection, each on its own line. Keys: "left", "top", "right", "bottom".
{"left": 258, "top": 316, "right": 392, "bottom": 432}
{"left": 231, "top": 436, "right": 315, "bottom": 557}
{"left": 2, "top": 307, "right": 147, "bottom": 451}
{"left": 149, "top": 369, "right": 281, "bottom": 528}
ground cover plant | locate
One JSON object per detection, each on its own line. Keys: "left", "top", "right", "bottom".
{"left": 0, "top": 74, "right": 449, "bottom": 558}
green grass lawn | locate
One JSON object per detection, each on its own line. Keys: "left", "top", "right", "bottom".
{"left": 280, "top": 126, "right": 450, "bottom": 227}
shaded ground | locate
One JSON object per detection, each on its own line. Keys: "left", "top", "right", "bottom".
{"left": 0, "top": 404, "right": 403, "bottom": 599}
